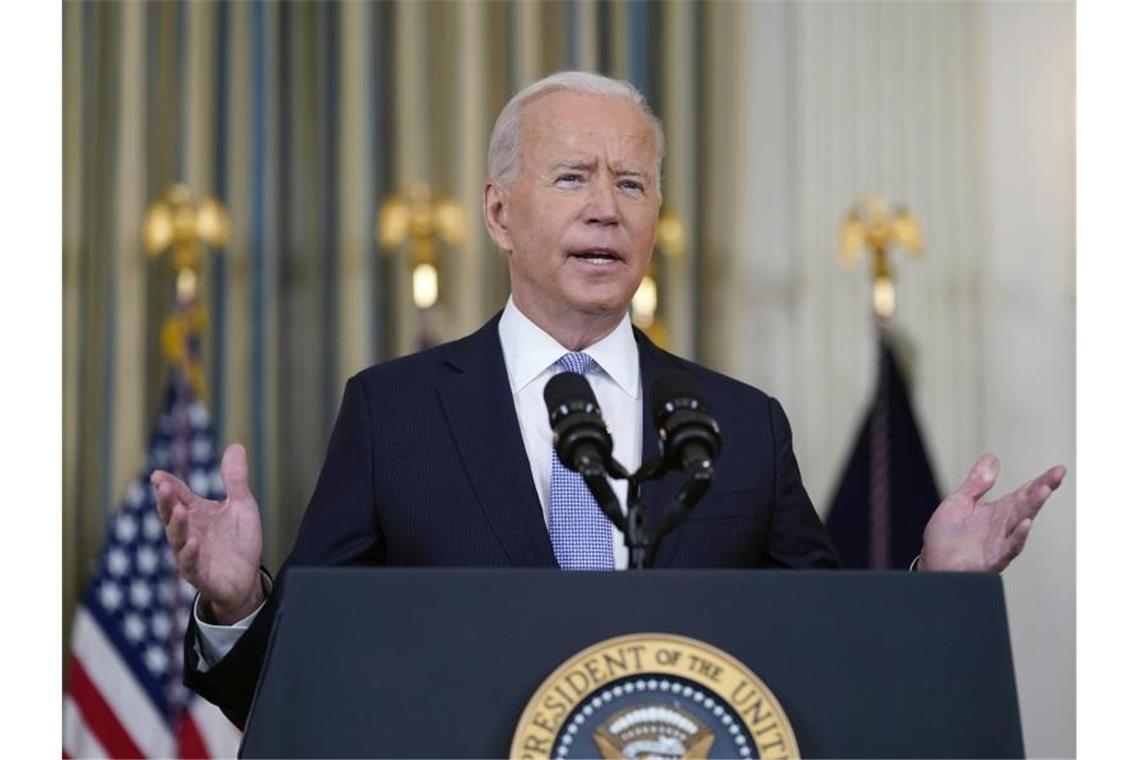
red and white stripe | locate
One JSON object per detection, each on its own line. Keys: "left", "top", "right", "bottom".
{"left": 62, "top": 694, "right": 109, "bottom": 759}
{"left": 63, "top": 608, "right": 241, "bottom": 758}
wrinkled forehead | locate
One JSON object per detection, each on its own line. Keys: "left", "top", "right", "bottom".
{"left": 519, "top": 92, "right": 657, "bottom": 171}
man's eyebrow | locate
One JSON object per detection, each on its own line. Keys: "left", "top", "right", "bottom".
{"left": 613, "top": 167, "right": 648, "bottom": 178}
{"left": 551, "top": 160, "right": 595, "bottom": 171}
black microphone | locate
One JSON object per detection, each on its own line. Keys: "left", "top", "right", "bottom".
{"left": 651, "top": 370, "right": 721, "bottom": 477}
{"left": 543, "top": 371, "right": 613, "bottom": 477}
{"left": 543, "top": 371, "right": 626, "bottom": 531}
{"left": 643, "top": 370, "right": 721, "bottom": 564}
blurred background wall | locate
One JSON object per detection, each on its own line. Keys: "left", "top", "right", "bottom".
{"left": 63, "top": 1, "right": 1074, "bottom": 755}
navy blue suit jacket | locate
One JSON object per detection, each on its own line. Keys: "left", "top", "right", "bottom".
{"left": 185, "top": 313, "right": 838, "bottom": 727}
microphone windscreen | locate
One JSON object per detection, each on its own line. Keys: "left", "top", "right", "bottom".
{"left": 651, "top": 370, "right": 703, "bottom": 414}
{"left": 543, "top": 371, "right": 598, "bottom": 415}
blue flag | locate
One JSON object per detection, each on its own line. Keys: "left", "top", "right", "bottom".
{"left": 825, "top": 336, "right": 942, "bottom": 569}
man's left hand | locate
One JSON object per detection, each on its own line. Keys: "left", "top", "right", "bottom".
{"left": 920, "top": 453, "right": 1066, "bottom": 572}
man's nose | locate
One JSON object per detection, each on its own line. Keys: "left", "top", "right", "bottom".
{"left": 585, "top": 182, "right": 620, "bottom": 225}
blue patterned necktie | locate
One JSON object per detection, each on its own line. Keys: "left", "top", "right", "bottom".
{"left": 549, "top": 352, "right": 615, "bottom": 570}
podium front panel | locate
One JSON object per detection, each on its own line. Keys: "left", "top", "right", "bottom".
{"left": 241, "top": 568, "right": 1022, "bottom": 758}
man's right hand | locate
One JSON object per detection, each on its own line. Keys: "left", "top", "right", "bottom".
{"left": 152, "top": 443, "right": 265, "bottom": 625}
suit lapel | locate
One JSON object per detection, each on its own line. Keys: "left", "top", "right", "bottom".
{"left": 636, "top": 329, "right": 664, "bottom": 510}
{"left": 634, "top": 330, "right": 688, "bottom": 566}
{"left": 434, "top": 320, "right": 686, "bottom": 568}
{"left": 435, "top": 316, "right": 557, "bottom": 567}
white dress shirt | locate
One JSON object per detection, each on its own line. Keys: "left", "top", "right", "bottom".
{"left": 498, "top": 296, "right": 642, "bottom": 570}
{"left": 195, "top": 297, "right": 644, "bottom": 668}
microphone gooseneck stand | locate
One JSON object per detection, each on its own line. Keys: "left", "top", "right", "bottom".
{"left": 544, "top": 369, "right": 720, "bottom": 570}
{"left": 618, "top": 455, "right": 714, "bottom": 570}
{"left": 573, "top": 443, "right": 715, "bottom": 570}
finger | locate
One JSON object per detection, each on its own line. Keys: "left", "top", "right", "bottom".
{"left": 154, "top": 479, "right": 192, "bottom": 524}
{"left": 1002, "top": 517, "right": 1033, "bottom": 566}
{"left": 1032, "top": 465, "right": 1067, "bottom": 496}
{"left": 167, "top": 504, "right": 189, "bottom": 552}
{"left": 220, "top": 443, "right": 254, "bottom": 503}
{"left": 1005, "top": 467, "right": 1065, "bottom": 530}
{"left": 178, "top": 536, "right": 201, "bottom": 580}
{"left": 1042, "top": 464, "right": 1067, "bottom": 489}
{"left": 151, "top": 469, "right": 198, "bottom": 502}
{"left": 151, "top": 471, "right": 198, "bottom": 508}
{"left": 153, "top": 480, "right": 176, "bottom": 523}
{"left": 955, "top": 453, "right": 1001, "bottom": 501}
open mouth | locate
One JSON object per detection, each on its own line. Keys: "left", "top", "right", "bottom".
{"left": 569, "top": 248, "right": 624, "bottom": 265}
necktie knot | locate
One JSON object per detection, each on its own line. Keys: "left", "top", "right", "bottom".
{"left": 557, "top": 352, "right": 596, "bottom": 376}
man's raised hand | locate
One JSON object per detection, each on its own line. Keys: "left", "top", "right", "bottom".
{"left": 921, "top": 453, "right": 1066, "bottom": 572}
{"left": 151, "top": 443, "right": 265, "bottom": 624}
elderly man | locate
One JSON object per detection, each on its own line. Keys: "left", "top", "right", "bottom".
{"left": 152, "top": 71, "right": 1066, "bottom": 728}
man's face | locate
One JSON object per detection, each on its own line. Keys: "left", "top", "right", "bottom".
{"left": 485, "top": 90, "right": 661, "bottom": 326}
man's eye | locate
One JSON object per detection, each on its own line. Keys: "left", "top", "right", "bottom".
{"left": 556, "top": 173, "right": 584, "bottom": 184}
{"left": 619, "top": 179, "right": 645, "bottom": 192}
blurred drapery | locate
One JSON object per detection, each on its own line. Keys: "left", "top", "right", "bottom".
{"left": 63, "top": 0, "right": 741, "bottom": 650}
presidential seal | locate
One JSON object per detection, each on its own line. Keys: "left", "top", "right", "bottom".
{"left": 511, "top": 633, "right": 798, "bottom": 760}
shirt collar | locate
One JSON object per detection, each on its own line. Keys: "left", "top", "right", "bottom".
{"left": 498, "top": 296, "right": 640, "bottom": 400}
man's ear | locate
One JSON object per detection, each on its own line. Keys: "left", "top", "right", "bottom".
{"left": 482, "top": 180, "right": 512, "bottom": 253}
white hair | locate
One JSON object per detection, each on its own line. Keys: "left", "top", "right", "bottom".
{"left": 486, "top": 71, "right": 665, "bottom": 196}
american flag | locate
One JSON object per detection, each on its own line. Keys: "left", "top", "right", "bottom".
{"left": 63, "top": 372, "right": 242, "bottom": 758}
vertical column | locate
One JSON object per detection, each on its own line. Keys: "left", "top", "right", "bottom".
{"left": 512, "top": 0, "right": 542, "bottom": 86}
{"left": 277, "top": 1, "right": 325, "bottom": 553}
{"left": 393, "top": 0, "right": 429, "bottom": 355}
{"left": 183, "top": 0, "right": 218, "bottom": 420}
{"left": 184, "top": 3, "right": 216, "bottom": 215}
{"left": 909, "top": 0, "right": 951, "bottom": 483}
{"left": 948, "top": 2, "right": 987, "bottom": 478}
{"left": 223, "top": 0, "right": 253, "bottom": 455}
{"left": 572, "top": 0, "right": 599, "bottom": 71}
{"left": 111, "top": 0, "right": 147, "bottom": 511}
{"left": 143, "top": 1, "right": 181, "bottom": 419}
{"left": 608, "top": 0, "right": 628, "bottom": 79}
{"left": 455, "top": 0, "right": 488, "bottom": 334}
{"left": 62, "top": 0, "right": 84, "bottom": 669}
{"left": 786, "top": 2, "right": 826, "bottom": 494}
{"left": 661, "top": 0, "right": 695, "bottom": 359}
{"left": 539, "top": 1, "right": 567, "bottom": 75}
{"left": 337, "top": 0, "right": 372, "bottom": 384}
{"left": 318, "top": 2, "right": 341, "bottom": 422}
{"left": 248, "top": 0, "right": 283, "bottom": 567}
{"left": 428, "top": 1, "right": 458, "bottom": 340}
{"left": 697, "top": 0, "right": 744, "bottom": 374}
{"left": 736, "top": 0, "right": 794, "bottom": 395}
{"left": 479, "top": 3, "right": 509, "bottom": 310}
{"left": 79, "top": 2, "right": 121, "bottom": 564}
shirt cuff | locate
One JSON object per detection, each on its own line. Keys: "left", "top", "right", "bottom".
{"left": 192, "top": 571, "right": 273, "bottom": 672}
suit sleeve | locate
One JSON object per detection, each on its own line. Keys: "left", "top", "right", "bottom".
{"left": 762, "top": 397, "right": 840, "bottom": 569}
{"left": 183, "top": 374, "right": 385, "bottom": 728}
